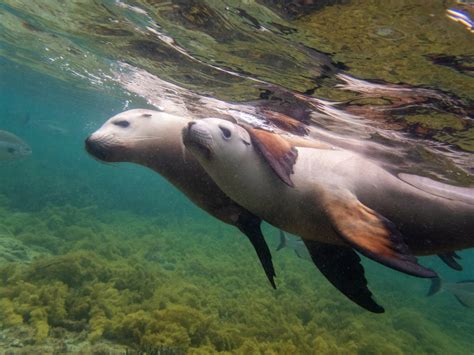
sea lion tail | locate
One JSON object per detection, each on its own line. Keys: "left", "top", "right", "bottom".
{"left": 427, "top": 277, "right": 443, "bottom": 296}
{"left": 276, "top": 231, "right": 287, "bottom": 251}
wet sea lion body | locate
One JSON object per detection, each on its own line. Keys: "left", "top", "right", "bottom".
{"left": 85, "top": 109, "right": 276, "bottom": 288}
{"left": 183, "top": 118, "right": 474, "bottom": 312}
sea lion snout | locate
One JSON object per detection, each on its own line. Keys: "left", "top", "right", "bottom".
{"left": 183, "top": 121, "right": 215, "bottom": 159}
{"left": 85, "top": 135, "right": 107, "bottom": 161}
{"left": 84, "top": 134, "right": 119, "bottom": 162}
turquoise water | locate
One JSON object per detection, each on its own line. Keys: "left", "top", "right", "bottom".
{"left": 1, "top": 1, "right": 473, "bottom": 353}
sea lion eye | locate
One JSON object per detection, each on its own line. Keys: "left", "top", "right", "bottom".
{"left": 219, "top": 126, "right": 232, "bottom": 139}
{"left": 142, "top": 113, "right": 152, "bottom": 118}
{"left": 114, "top": 120, "right": 130, "bottom": 128}
{"left": 7, "top": 147, "right": 16, "bottom": 154}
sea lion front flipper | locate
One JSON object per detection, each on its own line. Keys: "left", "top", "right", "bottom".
{"left": 437, "top": 252, "right": 463, "bottom": 271}
{"left": 247, "top": 128, "right": 298, "bottom": 187}
{"left": 302, "top": 239, "right": 384, "bottom": 313}
{"left": 236, "top": 214, "right": 277, "bottom": 289}
{"left": 321, "top": 189, "right": 437, "bottom": 278}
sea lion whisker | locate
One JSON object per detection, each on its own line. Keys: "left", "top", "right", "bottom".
{"left": 94, "top": 134, "right": 116, "bottom": 145}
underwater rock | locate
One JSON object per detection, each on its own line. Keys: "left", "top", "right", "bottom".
{"left": 0, "top": 235, "right": 41, "bottom": 264}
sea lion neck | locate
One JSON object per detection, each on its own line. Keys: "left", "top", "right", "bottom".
{"left": 133, "top": 118, "right": 210, "bottom": 194}
{"left": 140, "top": 125, "right": 241, "bottom": 224}
{"left": 137, "top": 122, "right": 186, "bottom": 172}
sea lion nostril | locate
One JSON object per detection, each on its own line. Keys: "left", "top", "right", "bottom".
{"left": 85, "top": 136, "right": 94, "bottom": 151}
{"left": 188, "top": 121, "right": 197, "bottom": 129}
{"left": 84, "top": 136, "right": 93, "bottom": 151}
{"left": 85, "top": 136, "right": 107, "bottom": 161}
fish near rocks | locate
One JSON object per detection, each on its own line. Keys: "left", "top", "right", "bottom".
{"left": 276, "top": 231, "right": 312, "bottom": 261}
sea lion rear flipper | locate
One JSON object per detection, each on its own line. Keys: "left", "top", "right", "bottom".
{"left": 427, "top": 277, "right": 442, "bottom": 296}
{"left": 321, "top": 189, "right": 437, "bottom": 278}
{"left": 236, "top": 214, "right": 277, "bottom": 289}
{"left": 452, "top": 251, "right": 462, "bottom": 260}
{"left": 302, "top": 239, "right": 384, "bottom": 313}
{"left": 437, "top": 252, "right": 463, "bottom": 271}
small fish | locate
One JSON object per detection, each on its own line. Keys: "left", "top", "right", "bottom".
{"left": 27, "top": 119, "right": 69, "bottom": 135}
{"left": 427, "top": 277, "right": 474, "bottom": 308}
{"left": 446, "top": 8, "right": 474, "bottom": 33}
{"left": 44, "top": 124, "right": 69, "bottom": 135}
{"left": 0, "top": 130, "right": 31, "bottom": 161}
{"left": 276, "top": 231, "right": 312, "bottom": 261}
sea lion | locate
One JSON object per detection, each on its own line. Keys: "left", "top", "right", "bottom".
{"left": 84, "top": 109, "right": 277, "bottom": 288}
{"left": 183, "top": 117, "right": 474, "bottom": 313}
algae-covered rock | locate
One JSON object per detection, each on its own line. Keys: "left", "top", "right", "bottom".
{"left": 0, "top": 234, "right": 43, "bottom": 264}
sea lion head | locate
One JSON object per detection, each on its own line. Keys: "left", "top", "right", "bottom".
{"left": 182, "top": 118, "right": 252, "bottom": 165}
{"left": 85, "top": 108, "right": 186, "bottom": 164}
{"left": 184, "top": 117, "right": 298, "bottom": 187}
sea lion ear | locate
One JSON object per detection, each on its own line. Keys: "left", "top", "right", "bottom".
{"left": 236, "top": 125, "right": 251, "bottom": 145}
{"left": 247, "top": 128, "right": 297, "bottom": 187}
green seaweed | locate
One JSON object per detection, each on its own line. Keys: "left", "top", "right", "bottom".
{"left": 0, "top": 196, "right": 473, "bottom": 353}
{"left": 0, "top": 195, "right": 473, "bottom": 354}
{"left": 0, "top": 298, "right": 23, "bottom": 328}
